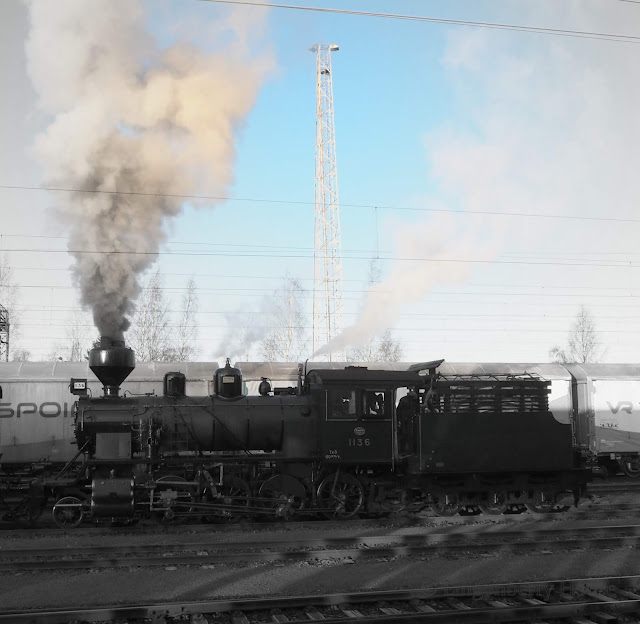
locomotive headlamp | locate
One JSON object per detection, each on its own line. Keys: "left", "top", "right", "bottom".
{"left": 70, "top": 378, "right": 88, "bottom": 395}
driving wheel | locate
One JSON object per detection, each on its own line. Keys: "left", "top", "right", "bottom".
{"left": 317, "top": 472, "right": 364, "bottom": 519}
{"left": 259, "top": 474, "right": 307, "bottom": 520}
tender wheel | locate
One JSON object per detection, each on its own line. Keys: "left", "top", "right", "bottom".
{"left": 619, "top": 456, "right": 640, "bottom": 478}
{"left": 479, "top": 492, "right": 508, "bottom": 516}
{"left": 525, "top": 491, "right": 556, "bottom": 513}
{"left": 378, "top": 487, "right": 409, "bottom": 514}
{"left": 203, "top": 475, "right": 251, "bottom": 522}
{"left": 259, "top": 475, "right": 307, "bottom": 520}
{"left": 52, "top": 496, "right": 85, "bottom": 529}
{"left": 429, "top": 494, "right": 460, "bottom": 517}
{"left": 317, "top": 472, "right": 364, "bottom": 519}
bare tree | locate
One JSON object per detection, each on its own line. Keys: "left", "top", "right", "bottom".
{"left": 129, "top": 270, "right": 172, "bottom": 362}
{"left": 347, "top": 329, "right": 403, "bottom": 363}
{"left": 549, "top": 306, "right": 600, "bottom": 363}
{"left": 346, "top": 258, "right": 403, "bottom": 362}
{"left": 549, "top": 345, "right": 569, "bottom": 364}
{"left": 0, "top": 253, "right": 20, "bottom": 357}
{"left": 61, "top": 308, "right": 93, "bottom": 361}
{"left": 173, "top": 278, "right": 199, "bottom": 362}
{"left": 261, "top": 277, "right": 309, "bottom": 362}
{"left": 12, "top": 349, "right": 31, "bottom": 362}
{"left": 377, "top": 329, "right": 403, "bottom": 362}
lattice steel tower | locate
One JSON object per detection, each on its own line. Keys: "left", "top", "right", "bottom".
{"left": 0, "top": 305, "right": 9, "bottom": 362}
{"left": 311, "top": 43, "right": 344, "bottom": 359}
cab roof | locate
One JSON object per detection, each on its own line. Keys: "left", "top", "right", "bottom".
{"left": 306, "top": 367, "right": 425, "bottom": 387}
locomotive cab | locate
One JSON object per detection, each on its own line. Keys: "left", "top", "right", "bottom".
{"left": 306, "top": 367, "right": 427, "bottom": 466}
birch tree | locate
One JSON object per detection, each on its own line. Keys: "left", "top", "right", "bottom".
{"left": 129, "top": 270, "right": 172, "bottom": 361}
{"left": 47, "top": 309, "right": 93, "bottom": 361}
{"left": 346, "top": 258, "right": 403, "bottom": 362}
{"left": 260, "top": 277, "right": 309, "bottom": 362}
{"left": 174, "top": 278, "right": 199, "bottom": 362}
{"left": 549, "top": 306, "right": 600, "bottom": 363}
{"left": 0, "top": 253, "right": 19, "bottom": 358}
{"left": 67, "top": 309, "right": 92, "bottom": 361}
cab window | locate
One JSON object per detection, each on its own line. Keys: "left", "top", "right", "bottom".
{"left": 328, "top": 388, "right": 357, "bottom": 419}
{"left": 363, "top": 390, "right": 391, "bottom": 419}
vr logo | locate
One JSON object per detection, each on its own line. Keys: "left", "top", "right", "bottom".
{"left": 607, "top": 401, "right": 633, "bottom": 415}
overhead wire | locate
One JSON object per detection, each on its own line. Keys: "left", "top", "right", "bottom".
{"left": 11, "top": 319, "right": 640, "bottom": 334}
{"left": 1, "top": 249, "right": 639, "bottom": 270}
{"left": 6, "top": 234, "right": 640, "bottom": 259}
{"left": 3, "top": 184, "right": 640, "bottom": 225}
{"left": 198, "top": 0, "right": 640, "bottom": 43}
{"left": 9, "top": 284, "right": 640, "bottom": 299}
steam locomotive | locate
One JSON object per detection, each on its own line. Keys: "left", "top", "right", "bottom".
{"left": 2, "top": 337, "right": 591, "bottom": 528}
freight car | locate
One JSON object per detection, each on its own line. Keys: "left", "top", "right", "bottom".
{"left": 2, "top": 338, "right": 590, "bottom": 527}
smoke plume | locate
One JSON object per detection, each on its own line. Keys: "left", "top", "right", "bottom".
{"left": 25, "top": 0, "right": 270, "bottom": 340}
{"left": 314, "top": 214, "right": 497, "bottom": 357}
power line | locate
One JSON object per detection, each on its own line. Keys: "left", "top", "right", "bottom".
{"left": 13, "top": 321, "right": 640, "bottom": 334}
{"left": 10, "top": 283, "right": 640, "bottom": 298}
{"left": 6, "top": 238, "right": 640, "bottom": 261}
{"left": 3, "top": 247, "right": 640, "bottom": 268}
{"left": 3, "top": 185, "right": 640, "bottom": 225}
{"left": 6, "top": 265, "right": 640, "bottom": 294}
{"left": 7, "top": 233, "right": 640, "bottom": 257}
{"left": 13, "top": 307, "right": 640, "bottom": 320}
{"left": 198, "top": 0, "right": 640, "bottom": 43}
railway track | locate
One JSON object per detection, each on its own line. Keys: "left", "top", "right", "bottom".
{"left": 1, "top": 474, "right": 638, "bottom": 533}
{"left": 4, "top": 500, "right": 640, "bottom": 536}
{"left": 4, "top": 522, "right": 640, "bottom": 571}
{"left": 2, "top": 575, "right": 640, "bottom": 623}
{"left": 589, "top": 479, "right": 640, "bottom": 495}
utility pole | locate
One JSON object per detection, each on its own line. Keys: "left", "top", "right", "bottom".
{"left": 311, "top": 43, "right": 344, "bottom": 360}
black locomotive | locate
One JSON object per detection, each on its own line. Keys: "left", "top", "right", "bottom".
{"left": 39, "top": 337, "right": 588, "bottom": 528}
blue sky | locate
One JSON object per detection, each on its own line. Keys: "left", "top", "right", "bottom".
{"left": 2, "top": 0, "right": 640, "bottom": 363}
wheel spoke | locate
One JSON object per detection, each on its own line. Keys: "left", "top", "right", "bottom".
{"left": 317, "top": 472, "right": 364, "bottom": 519}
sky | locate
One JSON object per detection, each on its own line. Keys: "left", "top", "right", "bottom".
{"left": 1, "top": 0, "right": 640, "bottom": 364}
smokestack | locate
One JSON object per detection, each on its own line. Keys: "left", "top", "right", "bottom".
{"left": 88, "top": 336, "right": 135, "bottom": 398}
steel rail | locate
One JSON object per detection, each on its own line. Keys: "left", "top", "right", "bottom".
{"left": 2, "top": 489, "right": 640, "bottom": 533}
{"left": 589, "top": 480, "right": 640, "bottom": 494}
{"left": 2, "top": 575, "right": 640, "bottom": 623}
{"left": 4, "top": 523, "right": 640, "bottom": 571}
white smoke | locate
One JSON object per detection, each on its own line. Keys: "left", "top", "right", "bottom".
{"left": 315, "top": 213, "right": 498, "bottom": 356}
{"left": 318, "top": 2, "right": 640, "bottom": 359}
{"left": 216, "top": 307, "right": 271, "bottom": 361}
{"left": 429, "top": 3, "right": 640, "bottom": 245}
{"left": 25, "top": 0, "right": 271, "bottom": 340}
